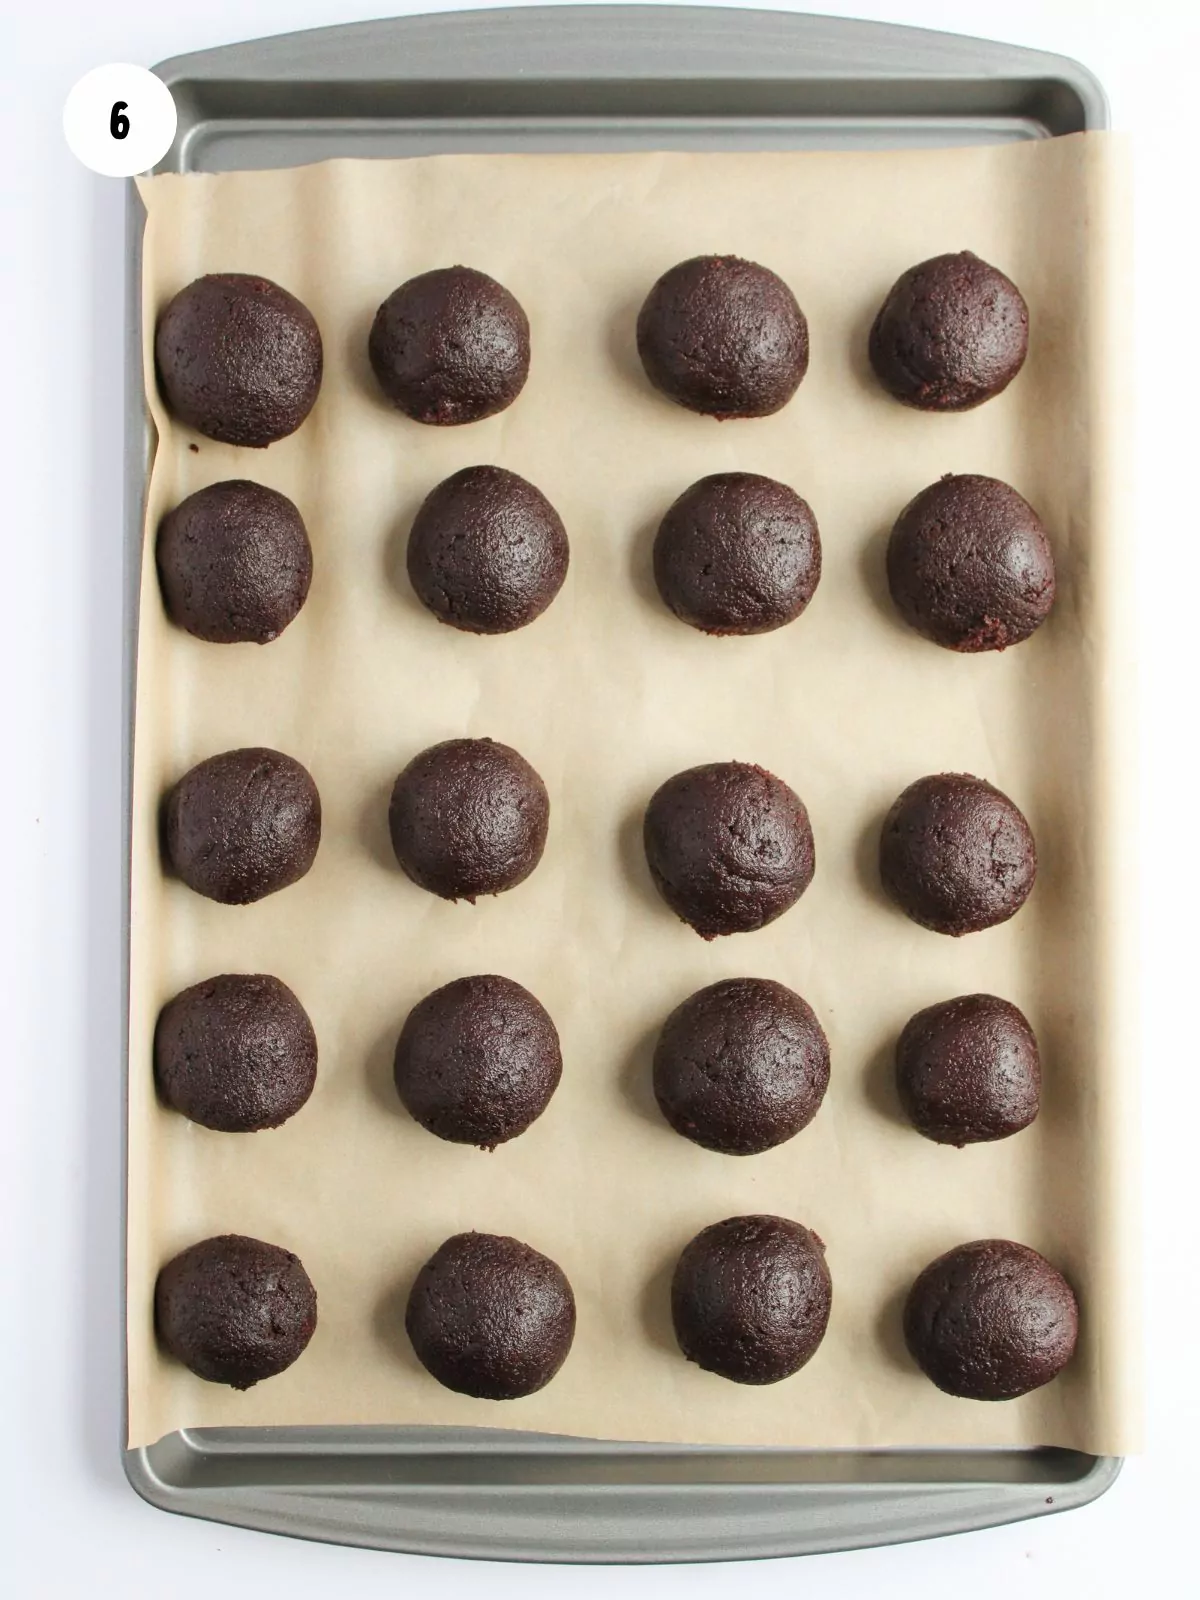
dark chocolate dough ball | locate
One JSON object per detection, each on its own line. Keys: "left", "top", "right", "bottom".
{"left": 879, "top": 773, "right": 1036, "bottom": 936}
{"left": 653, "top": 978, "right": 829, "bottom": 1154}
{"left": 388, "top": 738, "right": 549, "bottom": 902}
{"left": 407, "top": 466, "right": 568, "bottom": 634}
{"left": 903, "top": 1239, "right": 1078, "bottom": 1400}
{"left": 636, "top": 255, "right": 809, "bottom": 419}
{"left": 154, "top": 973, "right": 318, "bottom": 1133}
{"left": 155, "top": 273, "right": 323, "bottom": 447}
{"left": 671, "top": 1214, "right": 831, "bottom": 1384}
{"left": 405, "top": 1232, "right": 576, "bottom": 1399}
{"left": 653, "top": 473, "right": 821, "bottom": 636}
{"left": 394, "top": 975, "right": 562, "bottom": 1148}
{"left": 643, "top": 761, "right": 814, "bottom": 939}
{"left": 155, "top": 1234, "right": 317, "bottom": 1389}
{"left": 869, "top": 251, "right": 1028, "bottom": 412}
{"left": 896, "top": 993, "right": 1040, "bottom": 1146}
{"left": 156, "top": 479, "right": 313, "bottom": 645}
{"left": 368, "top": 266, "right": 530, "bottom": 425}
{"left": 164, "top": 747, "right": 321, "bottom": 905}
{"left": 887, "top": 474, "right": 1056, "bottom": 652}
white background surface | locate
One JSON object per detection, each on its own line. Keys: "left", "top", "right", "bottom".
{"left": 3, "top": 0, "right": 1195, "bottom": 1594}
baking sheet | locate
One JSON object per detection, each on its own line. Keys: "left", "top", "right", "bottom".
{"left": 128, "top": 135, "right": 1133, "bottom": 1453}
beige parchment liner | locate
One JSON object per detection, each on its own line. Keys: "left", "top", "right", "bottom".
{"left": 128, "top": 135, "right": 1136, "bottom": 1453}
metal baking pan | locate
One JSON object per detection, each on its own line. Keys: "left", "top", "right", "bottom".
{"left": 122, "top": 4, "right": 1117, "bottom": 1562}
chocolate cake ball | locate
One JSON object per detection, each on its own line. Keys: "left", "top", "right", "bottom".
{"left": 155, "top": 1234, "right": 317, "bottom": 1389}
{"left": 896, "top": 993, "right": 1040, "bottom": 1146}
{"left": 407, "top": 466, "right": 568, "bottom": 634}
{"left": 869, "top": 252, "right": 1028, "bottom": 412}
{"left": 394, "top": 975, "right": 562, "bottom": 1148}
{"left": 156, "top": 479, "right": 313, "bottom": 645}
{"left": 368, "top": 266, "right": 530, "bottom": 425}
{"left": 653, "top": 473, "right": 821, "bottom": 635}
{"left": 636, "top": 256, "right": 809, "bottom": 418}
{"left": 643, "top": 762, "right": 814, "bottom": 938}
{"left": 155, "top": 273, "right": 323, "bottom": 447}
{"left": 879, "top": 773, "right": 1036, "bottom": 936}
{"left": 903, "top": 1239, "right": 1078, "bottom": 1400}
{"left": 653, "top": 978, "right": 829, "bottom": 1154}
{"left": 671, "top": 1214, "right": 831, "bottom": 1384}
{"left": 164, "top": 747, "right": 321, "bottom": 905}
{"left": 405, "top": 1232, "right": 576, "bottom": 1399}
{"left": 155, "top": 974, "right": 318, "bottom": 1133}
{"left": 388, "top": 738, "right": 549, "bottom": 901}
{"left": 887, "top": 475, "right": 1056, "bottom": 652}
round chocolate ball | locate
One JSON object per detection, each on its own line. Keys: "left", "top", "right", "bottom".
{"left": 636, "top": 255, "right": 809, "bottom": 418}
{"left": 155, "top": 1234, "right": 318, "bottom": 1389}
{"left": 368, "top": 266, "right": 530, "bottom": 425}
{"left": 164, "top": 747, "right": 321, "bottom": 905}
{"left": 653, "top": 473, "right": 821, "bottom": 636}
{"left": 157, "top": 479, "right": 313, "bottom": 645}
{"left": 643, "top": 761, "right": 815, "bottom": 939}
{"left": 154, "top": 973, "right": 318, "bottom": 1133}
{"left": 388, "top": 738, "right": 549, "bottom": 902}
{"left": 887, "top": 474, "right": 1056, "bottom": 652}
{"left": 653, "top": 978, "right": 829, "bottom": 1154}
{"left": 879, "top": 773, "right": 1036, "bottom": 936}
{"left": 155, "top": 273, "right": 323, "bottom": 447}
{"left": 407, "top": 465, "right": 568, "bottom": 634}
{"left": 394, "top": 975, "right": 562, "bottom": 1148}
{"left": 869, "top": 251, "right": 1028, "bottom": 412}
{"left": 896, "top": 993, "right": 1041, "bottom": 1146}
{"left": 405, "top": 1232, "right": 576, "bottom": 1399}
{"left": 671, "top": 1214, "right": 831, "bottom": 1384}
{"left": 903, "top": 1239, "right": 1078, "bottom": 1400}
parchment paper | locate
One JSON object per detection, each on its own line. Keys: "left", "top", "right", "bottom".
{"left": 128, "top": 136, "right": 1135, "bottom": 1453}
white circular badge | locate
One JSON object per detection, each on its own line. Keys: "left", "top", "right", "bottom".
{"left": 63, "top": 63, "right": 177, "bottom": 177}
